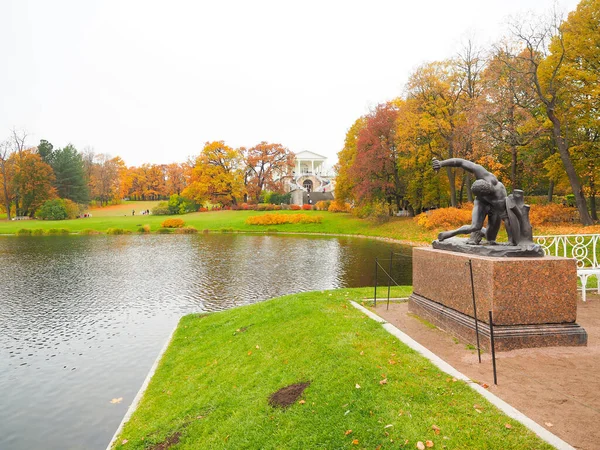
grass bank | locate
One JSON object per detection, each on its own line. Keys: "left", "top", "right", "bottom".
{"left": 111, "top": 287, "right": 552, "bottom": 450}
{"left": 0, "top": 210, "right": 436, "bottom": 244}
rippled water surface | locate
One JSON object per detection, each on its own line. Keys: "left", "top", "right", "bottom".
{"left": 0, "top": 234, "right": 412, "bottom": 449}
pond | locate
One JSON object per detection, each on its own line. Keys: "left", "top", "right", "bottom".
{"left": 0, "top": 234, "right": 412, "bottom": 450}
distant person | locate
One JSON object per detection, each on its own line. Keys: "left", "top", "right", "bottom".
{"left": 132, "top": 209, "right": 135, "bottom": 216}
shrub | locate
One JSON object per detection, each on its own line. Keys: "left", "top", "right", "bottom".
{"left": 414, "top": 207, "right": 473, "bottom": 230}
{"left": 328, "top": 201, "right": 351, "bottom": 213}
{"left": 31, "top": 229, "right": 45, "bottom": 236}
{"left": 79, "top": 229, "right": 101, "bottom": 235}
{"left": 156, "top": 227, "right": 173, "bottom": 234}
{"left": 290, "top": 204, "right": 301, "bottom": 210}
{"left": 138, "top": 224, "right": 151, "bottom": 233}
{"left": 168, "top": 194, "right": 198, "bottom": 215}
{"left": 161, "top": 218, "right": 185, "bottom": 228}
{"left": 302, "top": 204, "right": 313, "bottom": 210}
{"left": 175, "top": 226, "right": 198, "bottom": 234}
{"left": 16, "top": 228, "right": 32, "bottom": 236}
{"left": 220, "top": 228, "right": 234, "bottom": 233}
{"left": 245, "top": 213, "right": 323, "bottom": 225}
{"left": 47, "top": 228, "right": 70, "bottom": 235}
{"left": 152, "top": 202, "right": 170, "bottom": 215}
{"left": 199, "top": 207, "right": 208, "bottom": 212}
{"left": 529, "top": 204, "right": 578, "bottom": 226}
{"left": 280, "top": 204, "right": 291, "bottom": 210}
{"left": 315, "top": 200, "right": 331, "bottom": 211}
{"left": 273, "top": 205, "right": 282, "bottom": 210}
{"left": 35, "top": 198, "right": 79, "bottom": 220}
{"left": 106, "top": 228, "right": 130, "bottom": 235}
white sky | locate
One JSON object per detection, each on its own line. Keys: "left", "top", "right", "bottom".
{"left": 1, "top": 0, "right": 580, "bottom": 168}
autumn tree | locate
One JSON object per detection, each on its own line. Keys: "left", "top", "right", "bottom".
{"left": 245, "top": 142, "right": 294, "bottom": 202}
{"left": 0, "top": 140, "right": 12, "bottom": 219}
{"left": 335, "top": 117, "right": 366, "bottom": 203}
{"left": 183, "top": 141, "right": 245, "bottom": 205}
{"left": 90, "top": 154, "right": 125, "bottom": 205}
{"left": 508, "top": 11, "right": 594, "bottom": 224}
{"left": 165, "top": 163, "right": 188, "bottom": 196}
{"left": 348, "top": 102, "right": 404, "bottom": 213}
{"left": 481, "top": 45, "right": 545, "bottom": 191}
{"left": 405, "top": 61, "right": 466, "bottom": 206}
{"left": 9, "top": 149, "right": 56, "bottom": 216}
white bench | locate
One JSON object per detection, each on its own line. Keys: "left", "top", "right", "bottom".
{"left": 534, "top": 234, "right": 600, "bottom": 302}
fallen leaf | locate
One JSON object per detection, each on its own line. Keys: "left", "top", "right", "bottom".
{"left": 380, "top": 378, "right": 388, "bottom": 385}
{"left": 431, "top": 424, "right": 440, "bottom": 434}
{"left": 388, "top": 359, "right": 397, "bottom": 365}
{"left": 473, "top": 404, "right": 482, "bottom": 413}
{"left": 481, "top": 383, "right": 489, "bottom": 389}
{"left": 360, "top": 351, "right": 364, "bottom": 356}
{"left": 247, "top": 351, "right": 252, "bottom": 356}
{"left": 255, "top": 345, "right": 260, "bottom": 349}
{"left": 452, "top": 378, "right": 457, "bottom": 382}
{"left": 352, "top": 439, "right": 359, "bottom": 445}
{"left": 505, "top": 423, "right": 512, "bottom": 429}
{"left": 426, "top": 440, "right": 434, "bottom": 448}
{"left": 384, "top": 424, "right": 393, "bottom": 429}
{"left": 345, "top": 430, "right": 353, "bottom": 436}
{"left": 121, "top": 439, "right": 128, "bottom": 445}
{"left": 110, "top": 397, "right": 123, "bottom": 404}
{"left": 299, "top": 400, "right": 306, "bottom": 405}
{"left": 417, "top": 441, "right": 426, "bottom": 450}
{"left": 381, "top": 373, "right": 386, "bottom": 378}
{"left": 545, "top": 422, "right": 554, "bottom": 427}
{"left": 355, "top": 384, "right": 361, "bottom": 389}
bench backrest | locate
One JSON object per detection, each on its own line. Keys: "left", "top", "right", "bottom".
{"left": 534, "top": 234, "right": 600, "bottom": 269}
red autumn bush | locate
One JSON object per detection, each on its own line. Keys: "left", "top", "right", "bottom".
{"left": 290, "top": 204, "right": 301, "bottom": 210}
{"left": 302, "top": 204, "right": 313, "bottom": 210}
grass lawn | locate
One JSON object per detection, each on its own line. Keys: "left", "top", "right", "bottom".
{"left": 0, "top": 208, "right": 437, "bottom": 243}
{"left": 111, "top": 287, "right": 552, "bottom": 450}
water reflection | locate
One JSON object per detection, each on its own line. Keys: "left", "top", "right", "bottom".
{"left": 0, "top": 234, "right": 411, "bottom": 449}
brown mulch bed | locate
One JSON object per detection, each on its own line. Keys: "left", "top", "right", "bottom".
{"left": 269, "top": 382, "right": 311, "bottom": 408}
{"left": 374, "top": 293, "right": 600, "bottom": 450}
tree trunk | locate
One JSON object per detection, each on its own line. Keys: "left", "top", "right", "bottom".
{"left": 458, "top": 174, "right": 465, "bottom": 205}
{"left": 0, "top": 161, "right": 10, "bottom": 220}
{"left": 465, "top": 172, "right": 473, "bottom": 203}
{"left": 547, "top": 180, "right": 554, "bottom": 203}
{"left": 547, "top": 108, "right": 593, "bottom": 225}
{"left": 511, "top": 145, "right": 518, "bottom": 191}
{"left": 590, "top": 178, "right": 597, "bottom": 221}
{"left": 446, "top": 167, "right": 456, "bottom": 207}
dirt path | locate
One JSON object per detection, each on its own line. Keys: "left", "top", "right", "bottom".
{"left": 374, "top": 293, "right": 600, "bottom": 450}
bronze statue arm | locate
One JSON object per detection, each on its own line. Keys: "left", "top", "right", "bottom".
{"left": 432, "top": 158, "right": 496, "bottom": 183}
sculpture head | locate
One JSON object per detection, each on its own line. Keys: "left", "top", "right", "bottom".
{"left": 471, "top": 179, "right": 493, "bottom": 197}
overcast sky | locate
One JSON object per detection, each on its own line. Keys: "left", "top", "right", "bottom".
{"left": 1, "top": 0, "right": 580, "bottom": 168}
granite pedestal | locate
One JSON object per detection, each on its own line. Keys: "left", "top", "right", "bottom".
{"left": 408, "top": 247, "right": 587, "bottom": 351}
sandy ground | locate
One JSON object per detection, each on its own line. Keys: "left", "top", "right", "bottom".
{"left": 374, "top": 293, "right": 600, "bottom": 450}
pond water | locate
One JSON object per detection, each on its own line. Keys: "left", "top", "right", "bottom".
{"left": 0, "top": 234, "right": 412, "bottom": 450}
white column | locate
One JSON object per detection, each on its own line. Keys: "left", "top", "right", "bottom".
{"left": 296, "top": 159, "right": 300, "bottom": 177}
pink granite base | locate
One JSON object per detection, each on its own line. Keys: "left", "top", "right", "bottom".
{"left": 408, "top": 247, "right": 587, "bottom": 351}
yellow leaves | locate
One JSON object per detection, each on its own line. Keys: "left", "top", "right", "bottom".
{"left": 417, "top": 441, "right": 425, "bottom": 450}
{"left": 110, "top": 397, "right": 123, "bottom": 404}
{"left": 352, "top": 439, "right": 359, "bottom": 445}
{"left": 344, "top": 430, "right": 352, "bottom": 436}
{"left": 431, "top": 424, "right": 440, "bottom": 434}
{"left": 473, "top": 404, "right": 483, "bottom": 413}
{"left": 505, "top": 423, "right": 512, "bottom": 429}
{"left": 298, "top": 400, "right": 306, "bottom": 405}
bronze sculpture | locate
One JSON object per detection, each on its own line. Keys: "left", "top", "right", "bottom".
{"left": 431, "top": 158, "right": 543, "bottom": 257}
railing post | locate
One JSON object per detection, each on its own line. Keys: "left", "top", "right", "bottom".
{"left": 387, "top": 251, "right": 393, "bottom": 310}
{"left": 489, "top": 310, "right": 498, "bottom": 385}
{"left": 467, "top": 259, "right": 482, "bottom": 363}
{"left": 374, "top": 258, "right": 378, "bottom": 308}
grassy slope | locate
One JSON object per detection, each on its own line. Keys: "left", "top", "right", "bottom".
{"left": 0, "top": 208, "right": 436, "bottom": 243}
{"left": 112, "top": 287, "right": 551, "bottom": 450}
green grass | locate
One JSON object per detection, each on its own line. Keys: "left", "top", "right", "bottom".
{"left": 0, "top": 209, "right": 437, "bottom": 243}
{"left": 112, "top": 288, "right": 552, "bottom": 450}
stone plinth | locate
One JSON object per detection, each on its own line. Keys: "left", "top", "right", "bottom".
{"left": 408, "top": 247, "right": 587, "bottom": 351}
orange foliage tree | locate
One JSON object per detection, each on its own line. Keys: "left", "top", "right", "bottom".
{"left": 244, "top": 142, "right": 294, "bottom": 202}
